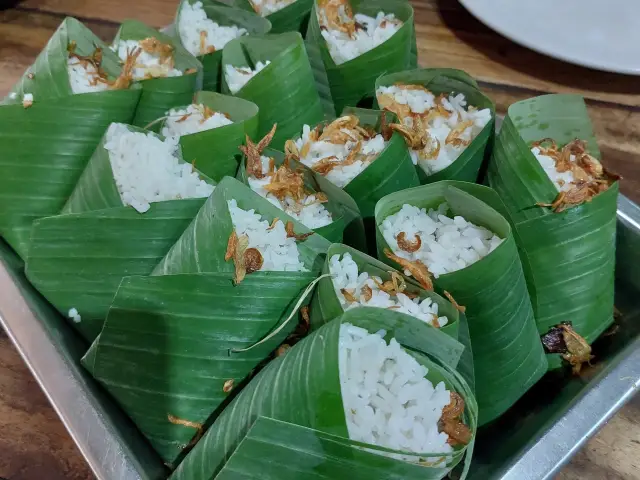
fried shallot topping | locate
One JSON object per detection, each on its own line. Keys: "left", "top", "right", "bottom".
{"left": 239, "top": 124, "right": 278, "bottom": 179}
{"left": 443, "top": 290, "right": 466, "bottom": 313}
{"left": 439, "top": 392, "right": 472, "bottom": 446}
{"left": 396, "top": 232, "right": 422, "bottom": 253}
{"left": 384, "top": 248, "right": 434, "bottom": 291}
{"left": 361, "top": 284, "right": 373, "bottom": 302}
{"left": 371, "top": 271, "right": 418, "bottom": 300}
{"left": 199, "top": 31, "right": 215, "bottom": 55}
{"left": 223, "top": 379, "right": 235, "bottom": 393}
{"left": 110, "top": 46, "right": 142, "bottom": 90}
{"left": 541, "top": 322, "right": 594, "bottom": 374}
{"left": 285, "top": 221, "right": 315, "bottom": 241}
{"left": 225, "top": 230, "right": 253, "bottom": 284}
{"left": 139, "top": 36, "right": 175, "bottom": 66}
{"left": 533, "top": 138, "right": 620, "bottom": 213}
{"left": 340, "top": 288, "right": 358, "bottom": 303}
{"left": 317, "top": 0, "right": 357, "bottom": 37}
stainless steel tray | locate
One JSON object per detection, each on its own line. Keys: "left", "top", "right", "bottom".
{"left": 1, "top": 196, "right": 639, "bottom": 480}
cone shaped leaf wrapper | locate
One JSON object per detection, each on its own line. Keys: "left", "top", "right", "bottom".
{"left": 221, "top": 32, "right": 324, "bottom": 150}
{"left": 486, "top": 94, "right": 618, "bottom": 368}
{"left": 217, "top": 0, "right": 313, "bottom": 34}
{"left": 165, "top": 91, "right": 259, "bottom": 182}
{"left": 304, "top": 0, "right": 416, "bottom": 115}
{"left": 169, "top": 308, "right": 477, "bottom": 480}
{"left": 374, "top": 68, "right": 495, "bottom": 185}
{"left": 175, "top": 0, "right": 272, "bottom": 92}
{"left": 112, "top": 20, "right": 203, "bottom": 130}
{"left": 375, "top": 181, "right": 547, "bottom": 425}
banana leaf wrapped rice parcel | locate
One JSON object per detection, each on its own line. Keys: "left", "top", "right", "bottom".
{"left": 487, "top": 94, "right": 620, "bottom": 371}
{"left": 221, "top": 31, "right": 324, "bottom": 149}
{"left": 170, "top": 306, "right": 476, "bottom": 480}
{"left": 305, "top": 0, "right": 416, "bottom": 114}
{"left": 26, "top": 123, "right": 216, "bottom": 342}
{"left": 82, "top": 176, "right": 330, "bottom": 464}
{"left": 0, "top": 17, "right": 142, "bottom": 258}
{"left": 175, "top": 0, "right": 272, "bottom": 91}
{"left": 375, "top": 69, "right": 495, "bottom": 185}
{"left": 375, "top": 181, "right": 547, "bottom": 425}
{"left": 237, "top": 124, "right": 364, "bottom": 244}
{"left": 156, "top": 91, "right": 259, "bottom": 181}
{"left": 110, "top": 20, "right": 203, "bottom": 129}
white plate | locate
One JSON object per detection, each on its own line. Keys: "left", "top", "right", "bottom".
{"left": 459, "top": 0, "right": 640, "bottom": 75}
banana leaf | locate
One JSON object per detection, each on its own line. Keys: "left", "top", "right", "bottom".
{"left": 169, "top": 307, "right": 477, "bottom": 480}
{"left": 0, "top": 18, "right": 141, "bottom": 259}
{"left": 374, "top": 68, "right": 496, "bottom": 185}
{"left": 236, "top": 147, "right": 365, "bottom": 246}
{"left": 221, "top": 32, "right": 324, "bottom": 149}
{"left": 25, "top": 200, "right": 204, "bottom": 342}
{"left": 374, "top": 181, "right": 547, "bottom": 425}
{"left": 112, "top": 20, "right": 203, "bottom": 130}
{"left": 304, "top": 0, "right": 416, "bottom": 115}
{"left": 61, "top": 124, "right": 215, "bottom": 214}
{"left": 174, "top": 0, "right": 272, "bottom": 92}
{"left": 310, "top": 243, "right": 462, "bottom": 344}
{"left": 217, "top": 0, "right": 314, "bottom": 34}
{"left": 154, "top": 176, "right": 331, "bottom": 275}
{"left": 486, "top": 94, "right": 618, "bottom": 368}
{"left": 82, "top": 270, "right": 316, "bottom": 465}
{"left": 158, "top": 91, "right": 259, "bottom": 181}
{"left": 3, "top": 17, "right": 123, "bottom": 102}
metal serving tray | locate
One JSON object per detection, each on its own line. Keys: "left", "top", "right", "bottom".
{"left": 1, "top": 196, "right": 639, "bottom": 480}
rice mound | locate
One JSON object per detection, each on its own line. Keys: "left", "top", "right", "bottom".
{"left": 330, "top": 253, "right": 448, "bottom": 327}
{"left": 250, "top": 0, "right": 297, "bottom": 16}
{"left": 162, "top": 104, "right": 233, "bottom": 138}
{"left": 321, "top": 12, "right": 402, "bottom": 65}
{"left": 339, "top": 323, "right": 453, "bottom": 461}
{"left": 224, "top": 61, "right": 271, "bottom": 94}
{"left": 295, "top": 124, "right": 387, "bottom": 188}
{"left": 179, "top": 1, "right": 247, "bottom": 57}
{"left": 248, "top": 156, "right": 333, "bottom": 229}
{"left": 105, "top": 123, "right": 214, "bottom": 213}
{"left": 112, "top": 39, "right": 182, "bottom": 80}
{"left": 68, "top": 57, "right": 109, "bottom": 94}
{"left": 228, "top": 199, "right": 307, "bottom": 272}
{"left": 532, "top": 146, "right": 576, "bottom": 191}
{"left": 376, "top": 86, "right": 492, "bottom": 175}
{"left": 382, "top": 203, "right": 503, "bottom": 277}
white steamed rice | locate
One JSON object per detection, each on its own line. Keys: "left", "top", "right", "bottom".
{"left": 532, "top": 146, "right": 576, "bottom": 192}
{"left": 105, "top": 123, "right": 214, "bottom": 213}
{"left": 321, "top": 12, "right": 402, "bottom": 65}
{"left": 330, "top": 253, "right": 448, "bottom": 327}
{"left": 68, "top": 56, "right": 109, "bottom": 94}
{"left": 67, "top": 307, "right": 81, "bottom": 324}
{"left": 295, "top": 124, "right": 387, "bottom": 188}
{"left": 248, "top": 156, "right": 333, "bottom": 229}
{"left": 161, "top": 104, "right": 233, "bottom": 138}
{"left": 382, "top": 203, "right": 503, "bottom": 277}
{"left": 250, "top": 0, "right": 296, "bottom": 16}
{"left": 228, "top": 199, "right": 307, "bottom": 272}
{"left": 112, "top": 39, "right": 182, "bottom": 80}
{"left": 224, "top": 61, "right": 271, "bottom": 94}
{"left": 339, "top": 323, "right": 453, "bottom": 461}
{"left": 376, "top": 86, "right": 492, "bottom": 175}
{"left": 179, "top": 1, "right": 247, "bottom": 57}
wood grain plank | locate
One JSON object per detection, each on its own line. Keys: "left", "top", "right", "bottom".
{"left": 0, "top": 332, "right": 94, "bottom": 480}
{"left": 19, "top": 0, "right": 176, "bottom": 28}
{"left": 0, "top": 9, "right": 117, "bottom": 96}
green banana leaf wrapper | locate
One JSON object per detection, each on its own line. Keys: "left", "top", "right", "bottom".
{"left": 82, "top": 269, "right": 316, "bottom": 466}
{"left": 305, "top": 0, "right": 417, "bottom": 115}
{"left": 375, "top": 181, "right": 547, "bottom": 425}
{"left": 170, "top": 307, "right": 477, "bottom": 480}
{"left": 0, "top": 18, "right": 142, "bottom": 259}
{"left": 374, "top": 68, "right": 496, "bottom": 185}
{"left": 221, "top": 32, "right": 324, "bottom": 149}
{"left": 217, "top": 0, "right": 314, "bottom": 34}
{"left": 486, "top": 94, "right": 618, "bottom": 368}
{"left": 174, "top": 0, "right": 272, "bottom": 92}
{"left": 61, "top": 124, "right": 215, "bottom": 214}
{"left": 25, "top": 124, "right": 215, "bottom": 341}
{"left": 236, "top": 147, "right": 365, "bottom": 246}
{"left": 154, "top": 175, "right": 331, "bottom": 275}
{"left": 112, "top": 20, "right": 203, "bottom": 130}
{"left": 160, "top": 91, "right": 259, "bottom": 181}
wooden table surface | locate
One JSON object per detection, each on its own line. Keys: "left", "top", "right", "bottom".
{"left": 0, "top": 1, "right": 639, "bottom": 479}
